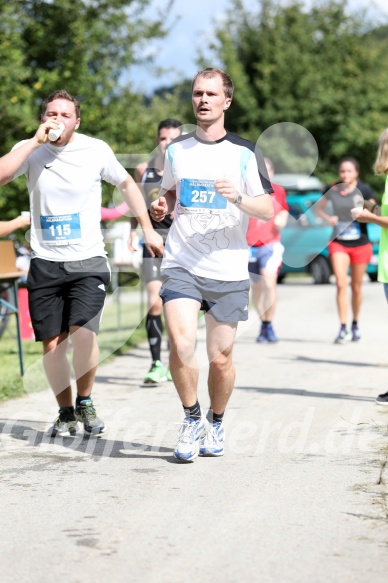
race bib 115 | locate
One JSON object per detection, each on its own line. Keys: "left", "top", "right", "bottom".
{"left": 40, "top": 213, "right": 82, "bottom": 245}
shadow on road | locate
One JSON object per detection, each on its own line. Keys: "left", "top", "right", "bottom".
{"left": 235, "top": 386, "right": 375, "bottom": 402}
{"left": 294, "top": 355, "right": 388, "bottom": 368}
{"left": 0, "top": 420, "right": 176, "bottom": 462}
{"left": 237, "top": 337, "right": 328, "bottom": 345}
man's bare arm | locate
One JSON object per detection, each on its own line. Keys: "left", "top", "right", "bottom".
{"left": 213, "top": 178, "right": 273, "bottom": 220}
{"left": 118, "top": 175, "right": 164, "bottom": 257}
{"left": 0, "top": 120, "right": 61, "bottom": 186}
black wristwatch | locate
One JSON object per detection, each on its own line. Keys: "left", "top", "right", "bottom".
{"left": 232, "top": 193, "right": 243, "bottom": 204}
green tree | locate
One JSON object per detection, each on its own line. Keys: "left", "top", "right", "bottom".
{"left": 207, "top": 0, "right": 388, "bottom": 190}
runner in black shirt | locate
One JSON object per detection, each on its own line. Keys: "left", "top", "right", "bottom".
{"left": 131, "top": 119, "right": 182, "bottom": 384}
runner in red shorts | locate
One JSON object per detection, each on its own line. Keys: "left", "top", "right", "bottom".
{"left": 317, "top": 157, "right": 375, "bottom": 343}
{"left": 247, "top": 158, "right": 289, "bottom": 343}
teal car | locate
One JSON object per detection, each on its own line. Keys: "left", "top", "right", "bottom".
{"left": 276, "top": 183, "right": 380, "bottom": 284}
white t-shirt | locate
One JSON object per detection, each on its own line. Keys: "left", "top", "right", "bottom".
{"left": 160, "top": 131, "right": 272, "bottom": 281}
{"left": 13, "top": 133, "right": 128, "bottom": 261}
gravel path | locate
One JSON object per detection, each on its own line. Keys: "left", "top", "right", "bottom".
{"left": 0, "top": 279, "right": 387, "bottom": 583}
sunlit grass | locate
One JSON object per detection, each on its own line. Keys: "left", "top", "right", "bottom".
{"left": 0, "top": 290, "right": 146, "bottom": 401}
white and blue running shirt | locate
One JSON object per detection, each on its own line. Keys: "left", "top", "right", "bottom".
{"left": 160, "top": 131, "right": 273, "bottom": 281}
{"left": 12, "top": 133, "right": 128, "bottom": 261}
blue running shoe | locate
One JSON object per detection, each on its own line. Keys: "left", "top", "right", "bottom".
{"left": 256, "top": 325, "right": 268, "bottom": 343}
{"left": 266, "top": 323, "right": 279, "bottom": 343}
{"left": 351, "top": 324, "right": 361, "bottom": 342}
{"left": 174, "top": 416, "right": 205, "bottom": 462}
{"left": 199, "top": 420, "right": 225, "bottom": 457}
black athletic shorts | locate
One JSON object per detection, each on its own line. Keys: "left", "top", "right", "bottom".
{"left": 27, "top": 257, "right": 111, "bottom": 341}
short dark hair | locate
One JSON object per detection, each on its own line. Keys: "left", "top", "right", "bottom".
{"left": 41, "top": 90, "right": 80, "bottom": 118}
{"left": 192, "top": 68, "right": 234, "bottom": 99}
{"left": 157, "top": 118, "right": 182, "bottom": 135}
{"left": 337, "top": 156, "right": 359, "bottom": 172}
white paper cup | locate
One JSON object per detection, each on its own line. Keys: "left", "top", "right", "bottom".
{"left": 48, "top": 122, "right": 65, "bottom": 142}
{"left": 21, "top": 211, "right": 30, "bottom": 220}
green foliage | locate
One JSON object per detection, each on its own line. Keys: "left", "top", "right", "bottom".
{"left": 0, "top": 0, "right": 187, "bottom": 217}
{"left": 208, "top": 0, "right": 388, "bottom": 192}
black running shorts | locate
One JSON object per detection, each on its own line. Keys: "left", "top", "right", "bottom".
{"left": 27, "top": 257, "right": 111, "bottom": 341}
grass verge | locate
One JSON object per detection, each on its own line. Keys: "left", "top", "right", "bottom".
{"left": 0, "top": 292, "right": 146, "bottom": 402}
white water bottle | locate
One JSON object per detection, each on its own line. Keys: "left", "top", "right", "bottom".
{"left": 48, "top": 122, "right": 65, "bottom": 142}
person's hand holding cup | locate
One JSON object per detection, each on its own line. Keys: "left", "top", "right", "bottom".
{"left": 48, "top": 122, "right": 65, "bottom": 142}
{"left": 19, "top": 211, "right": 31, "bottom": 228}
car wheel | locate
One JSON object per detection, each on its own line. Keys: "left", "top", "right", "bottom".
{"left": 368, "top": 272, "right": 378, "bottom": 282}
{"left": 277, "top": 273, "right": 286, "bottom": 284}
{"left": 309, "top": 255, "right": 331, "bottom": 284}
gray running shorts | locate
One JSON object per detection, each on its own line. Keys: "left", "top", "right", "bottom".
{"left": 159, "top": 267, "right": 250, "bottom": 323}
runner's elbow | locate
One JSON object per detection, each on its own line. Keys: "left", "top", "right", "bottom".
{"left": 0, "top": 173, "right": 13, "bottom": 186}
{"left": 261, "top": 202, "right": 274, "bottom": 221}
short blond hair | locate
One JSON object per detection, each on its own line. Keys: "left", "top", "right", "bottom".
{"left": 374, "top": 128, "right": 388, "bottom": 175}
{"left": 192, "top": 68, "right": 234, "bottom": 99}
